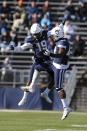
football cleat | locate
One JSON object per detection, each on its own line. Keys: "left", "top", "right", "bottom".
{"left": 61, "top": 107, "right": 71, "bottom": 120}
{"left": 20, "top": 86, "right": 35, "bottom": 93}
{"left": 41, "top": 92, "right": 52, "bottom": 104}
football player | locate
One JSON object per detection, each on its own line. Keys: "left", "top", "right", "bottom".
{"left": 43, "top": 23, "right": 71, "bottom": 120}
{"left": 12, "top": 23, "right": 54, "bottom": 106}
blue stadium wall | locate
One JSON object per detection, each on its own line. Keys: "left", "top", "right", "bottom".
{"left": 0, "top": 87, "right": 63, "bottom": 110}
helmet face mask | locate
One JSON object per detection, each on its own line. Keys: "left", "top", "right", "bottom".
{"left": 50, "top": 25, "right": 64, "bottom": 42}
{"left": 30, "top": 23, "right": 42, "bottom": 40}
{"left": 31, "top": 32, "right": 42, "bottom": 40}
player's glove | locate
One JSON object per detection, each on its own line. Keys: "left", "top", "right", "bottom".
{"left": 43, "top": 49, "right": 50, "bottom": 56}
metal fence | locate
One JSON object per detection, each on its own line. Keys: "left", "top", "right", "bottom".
{"left": 65, "top": 66, "right": 77, "bottom": 105}
{"left": 0, "top": 69, "right": 48, "bottom": 89}
{"left": 0, "top": 66, "right": 78, "bottom": 105}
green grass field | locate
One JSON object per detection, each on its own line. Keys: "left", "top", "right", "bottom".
{"left": 0, "top": 110, "right": 87, "bottom": 131}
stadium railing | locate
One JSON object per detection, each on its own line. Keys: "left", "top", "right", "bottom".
{"left": 65, "top": 66, "right": 77, "bottom": 105}
{"left": 0, "top": 69, "right": 48, "bottom": 88}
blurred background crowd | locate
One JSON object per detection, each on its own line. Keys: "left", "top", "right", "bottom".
{"left": 0, "top": 0, "right": 86, "bottom": 56}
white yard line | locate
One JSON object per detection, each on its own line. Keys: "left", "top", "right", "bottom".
{"left": 34, "top": 130, "right": 57, "bottom": 131}
{"left": 0, "top": 109, "right": 61, "bottom": 113}
{"left": 0, "top": 109, "right": 87, "bottom": 115}
{"left": 72, "top": 125, "right": 87, "bottom": 127}
{"left": 34, "top": 129, "right": 86, "bottom": 131}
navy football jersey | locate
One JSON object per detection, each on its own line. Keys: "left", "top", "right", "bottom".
{"left": 23, "top": 30, "right": 51, "bottom": 62}
{"left": 53, "top": 38, "right": 70, "bottom": 69}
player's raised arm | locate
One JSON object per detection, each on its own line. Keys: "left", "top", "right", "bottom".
{"left": 9, "top": 36, "right": 33, "bottom": 51}
{"left": 62, "top": 17, "right": 67, "bottom": 25}
{"left": 15, "top": 36, "right": 33, "bottom": 51}
{"left": 57, "top": 17, "right": 67, "bottom": 34}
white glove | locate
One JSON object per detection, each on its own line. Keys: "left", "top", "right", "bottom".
{"left": 43, "top": 49, "right": 50, "bottom": 56}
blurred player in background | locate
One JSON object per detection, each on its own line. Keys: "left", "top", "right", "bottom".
{"left": 1, "top": 57, "right": 13, "bottom": 81}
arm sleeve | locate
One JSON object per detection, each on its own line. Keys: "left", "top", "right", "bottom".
{"left": 14, "top": 42, "right": 33, "bottom": 51}
{"left": 58, "top": 17, "right": 67, "bottom": 30}
{"left": 62, "top": 17, "right": 67, "bottom": 25}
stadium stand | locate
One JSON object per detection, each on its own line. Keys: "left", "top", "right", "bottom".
{"left": 0, "top": 0, "right": 87, "bottom": 111}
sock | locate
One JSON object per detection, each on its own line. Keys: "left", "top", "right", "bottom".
{"left": 23, "top": 91, "right": 28, "bottom": 99}
{"left": 30, "top": 69, "right": 39, "bottom": 87}
{"left": 43, "top": 88, "right": 51, "bottom": 95}
{"left": 61, "top": 99, "right": 69, "bottom": 109}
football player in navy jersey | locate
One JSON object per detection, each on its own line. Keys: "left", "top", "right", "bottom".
{"left": 43, "top": 23, "right": 71, "bottom": 120}
{"left": 12, "top": 23, "right": 54, "bottom": 106}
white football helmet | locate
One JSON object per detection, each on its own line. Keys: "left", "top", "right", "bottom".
{"left": 50, "top": 24, "right": 64, "bottom": 41}
{"left": 30, "top": 23, "right": 42, "bottom": 39}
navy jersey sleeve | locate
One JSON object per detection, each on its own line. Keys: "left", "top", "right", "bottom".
{"left": 15, "top": 36, "right": 34, "bottom": 51}
{"left": 57, "top": 39, "right": 70, "bottom": 56}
